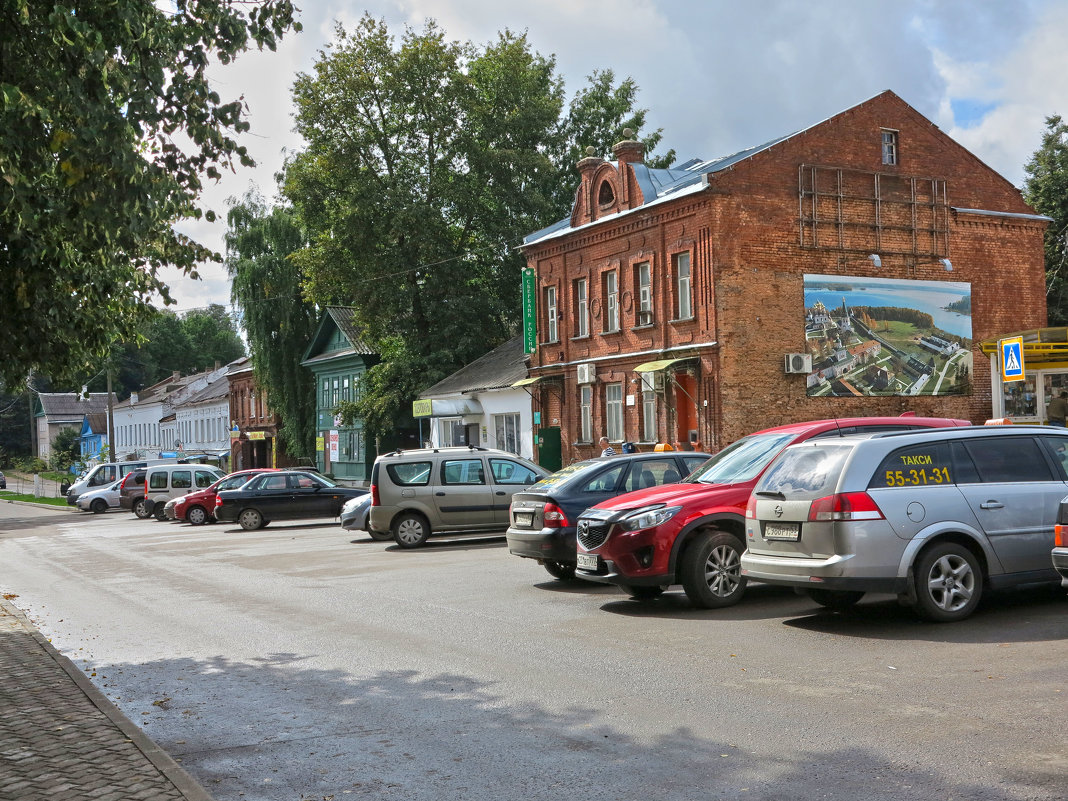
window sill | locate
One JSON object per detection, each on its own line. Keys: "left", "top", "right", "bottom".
{"left": 631, "top": 323, "right": 656, "bottom": 331}
{"left": 601, "top": 329, "right": 622, "bottom": 337}
{"left": 540, "top": 340, "right": 560, "bottom": 346}
{"left": 669, "top": 317, "right": 695, "bottom": 324}
{"left": 570, "top": 334, "right": 590, "bottom": 342}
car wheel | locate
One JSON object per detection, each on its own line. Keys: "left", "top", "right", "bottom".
{"left": 186, "top": 505, "right": 208, "bottom": 526}
{"left": 239, "top": 508, "right": 264, "bottom": 531}
{"left": 543, "top": 560, "right": 576, "bottom": 581}
{"left": 133, "top": 498, "right": 150, "bottom": 519}
{"left": 680, "top": 529, "right": 747, "bottom": 609}
{"left": 153, "top": 504, "right": 167, "bottom": 522}
{"left": 806, "top": 588, "right": 865, "bottom": 610}
{"left": 623, "top": 585, "right": 664, "bottom": 600}
{"left": 368, "top": 529, "right": 393, "bottom": 541}
{"left": 392, "top": 513, "right": 430, "bottom": 548}
{"left": 90, "top": 498, "right": 107, "bottom": 514}
{"left": 913, "top": 542, "right": 983, "bottom": 622}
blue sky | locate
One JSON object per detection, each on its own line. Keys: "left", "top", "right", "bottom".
{"left": 166, "top": 0, "right": 1068, "bottom": 312}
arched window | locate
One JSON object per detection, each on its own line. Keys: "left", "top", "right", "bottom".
{"left": 598, "top": 181, "right": 615, "bottom": 206}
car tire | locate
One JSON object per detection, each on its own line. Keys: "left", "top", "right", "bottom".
{"left": 90, "top": 498, "right": 107, "bottom": 514}
{"left": 543, "top": 560, "right": 576, "bottom": 581}
{"left": 368, "top": 529, "right": 393, "bottom": 542}
{"left": 806, "top": 588, "right": 865, "bottom": 610}
{"left": 392, "top": 513, "right": 430, "bottom": 548}
{"left": 912, "top": 542, "right": 983, "bottom": 622}
{"left": 133, "top": 498, "right": 150, "bottom": 519}
{"left": 680, "top": 529, "right": 747, "bottom": 609}
{"left": 623, "top": 585, "right": 664, "bottom": 600}
{"left": 153, "top": 503, "right": 167, "bottom": 522}
{"left": 186, "top": 505, "right": 208, "bottom": 526}
{"left": 239, "top": 508, "right": 264, "bottom": 531}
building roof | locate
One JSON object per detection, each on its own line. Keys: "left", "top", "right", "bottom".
{"left": 36, "top": 392, "right": 115, "bottom": 422}
{"left": 84, "top": 413, "right": 108, "bottom": 434}
{"left": 184, "top": 370, "right": 231, "bottom": 406}
{"left": 301, "top": 306, "right": 376, "bottom": 367}
{"left": 419, "top": 336, "right": 528, "bottom": 398}
{"left": 522, "top": 90, "right": 907, "bottom": 248}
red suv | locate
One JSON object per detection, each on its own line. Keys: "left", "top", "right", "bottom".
{"left": 171, "top": 468, "right": 278, "bottom": 525}
{"left": 573, "top": 415, "right": 970, "bottom": 608}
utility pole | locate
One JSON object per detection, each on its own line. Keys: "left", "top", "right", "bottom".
{"left": 106, "top": 367, "right": 115, "bottom": 460}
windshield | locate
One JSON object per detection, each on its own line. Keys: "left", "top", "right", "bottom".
{"left": 689, "top": 432, "right": 798, "bottom": 485}
{"left": 526, "top": 459, "right": 602, "bottom": 491}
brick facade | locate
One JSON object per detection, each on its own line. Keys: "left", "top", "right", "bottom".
{"left": 522, "top": 91, "right": 1048, "bottom": 464}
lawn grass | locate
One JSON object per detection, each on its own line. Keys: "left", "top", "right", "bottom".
{"left": 0, "top": 491, "right": 71, "bottom": 507}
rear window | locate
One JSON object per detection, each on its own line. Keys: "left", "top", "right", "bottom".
{"left": 692, "top": 432, "right": 797, "bottom": 485}
{"left": 757, "top": 443, "right": 853, "bottom": 498}
{"left": 526, "top": 460, "right": 603, "bottom": 491}
{"left": 387, "top": 461, "right": 432, "bottom": 486}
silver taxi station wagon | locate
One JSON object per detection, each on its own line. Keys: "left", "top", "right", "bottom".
{"left": 740, "top": 426, "right": 1067, "bottom": 622}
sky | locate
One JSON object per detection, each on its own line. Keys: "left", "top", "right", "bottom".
{"left": 164, "top": 0, "right": 1068, "bottom": 313}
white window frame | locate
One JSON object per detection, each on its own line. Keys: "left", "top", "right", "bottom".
{"left": 580, "top": 385, "right": 592, "bottom": 443}
{"left": 605, "top": 383, "right": 623, "bottom": 442}
{"left": 545, "top": 286, "right": 558, "bottom": 343}
{"left": 675, "top": 252, "right": 692, "bottom": 320}
{"left": 604, "top": 271, "right": 619, "bottom": 333}
{"left": 636, "top": 261, "right": 652, "bottom": 325}
{"left": 641, "top": 381, "right": 657, "bottom": 442}
{"left": 881, "top": 129, "right": 898, "bottom": 166}
{"left": 493, "top": 413, "right": 521, "bottom": 455}
{"left": 575, "top": 278, "right": 588, "bottom": 338}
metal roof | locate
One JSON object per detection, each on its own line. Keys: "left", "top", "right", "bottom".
{"left": 419, "top": 336, "right": 528, "bottom": 398}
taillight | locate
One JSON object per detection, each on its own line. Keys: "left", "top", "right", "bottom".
{"left": 1056, "top": 524, "right": 1068, "bottom": 548}
{"left": 370, "top": 483, "right": 380, "bottom": 507}
{"left": 542, "top": 502, "right": 569, "bottom": 528}
{"left": 119, "top": 473, "right": 130, "bottom": 490}
{"left": 745, "top": 494, "right": 757, "bottom": 519}
{"left": 808, "top": 492, "right": 884, "bottom": 522}
{"left": 215, "top": 495, "right": 224, "bottom": 508}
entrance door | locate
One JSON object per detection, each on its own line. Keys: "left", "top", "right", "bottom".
{"left": 674, "top": 373, "right": 697, "bottom": 449}
{"left": 537, "top": 427, "right": 561, "bottom": 472}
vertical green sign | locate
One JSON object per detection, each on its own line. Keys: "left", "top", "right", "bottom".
{"left": 522, "top": 267, "right": 537, "bottom": 354}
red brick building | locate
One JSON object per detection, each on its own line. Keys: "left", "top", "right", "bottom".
{"left": 227, "top": 358, "right": 298, "bottom": 469}
{"left": 520, "top": 91, "right": 1049, "bottom": 464}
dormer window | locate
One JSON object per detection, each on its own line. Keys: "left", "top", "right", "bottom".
{"left": 598, "top": 181, "right": 615, "bottom": 206}
{"left": 881, "top": 129, "right": 898, "bottom": 165}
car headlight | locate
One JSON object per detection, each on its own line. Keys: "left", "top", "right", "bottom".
{"left": 616, "top": 505, "right": 681, "bottom": 532}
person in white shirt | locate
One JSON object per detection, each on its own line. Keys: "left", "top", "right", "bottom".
{"left": 599, "top": 436, "right": 616, "bottom": 457}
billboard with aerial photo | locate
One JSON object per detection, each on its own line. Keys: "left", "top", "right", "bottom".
{"left": 804, "top": 274, "right": 973, "bottom": 397}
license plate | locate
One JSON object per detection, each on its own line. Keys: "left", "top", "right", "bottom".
{"left": 763, "top": 521, "right": 800, "bottom": 541}
{"left": 514, "top": 512, "right": 534, "bottom": 527}
{"left": 576, "top": 553, "right": 600, "bottom": 570}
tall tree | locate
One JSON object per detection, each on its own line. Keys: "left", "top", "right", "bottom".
{"left": 0, "top": 0, "right": 300, "bottom": 389}
{"left": 227, "top": 190, "right": 317, "bottom": 460}
{"left": 284, "top": 15, "right": 672, "bottom": 441}
{"left": 181, "top": 305, "right": 246, "bottom": 371}
{"left": 1023, "top": 114, "right": 1068, "bottom": 325}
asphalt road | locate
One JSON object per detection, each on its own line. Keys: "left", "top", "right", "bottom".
{"left": 1, "top": 502, "right": 1066, "bottom": 801}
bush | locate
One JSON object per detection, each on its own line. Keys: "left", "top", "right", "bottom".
{"left": 14, "top": 457, "right": 48, "bottom": 473}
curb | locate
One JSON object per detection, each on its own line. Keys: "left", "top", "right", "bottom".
{"left": 0, "top": 598, "right": 216, "bottom": 801}
{"left": 1, "top": 498, "right": 79, "bottom": 512}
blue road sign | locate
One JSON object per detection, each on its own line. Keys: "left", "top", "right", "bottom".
{"left": 1000, "top": 337, "right": 1024, "bottom": 382}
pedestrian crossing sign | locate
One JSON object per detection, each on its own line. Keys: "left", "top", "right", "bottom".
{"left": 1000, "top": 336, "right": 1024, "bottom": 382}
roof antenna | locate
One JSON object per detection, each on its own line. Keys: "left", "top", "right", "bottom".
{"left": 833, "top": 417, "right": 844, "bottom": 437}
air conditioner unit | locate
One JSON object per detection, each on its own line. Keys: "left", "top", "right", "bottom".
{"left": 637, "top": 310, "right": 653, "bottom": 326}
{"left": 640, "top": 371, "right": 665, "bottom": 392}
{"left": 784, "top": 353, "right": 813, "bottom": 374}
{"left": 576, "top": 363, "right": 595, "bottom": 384}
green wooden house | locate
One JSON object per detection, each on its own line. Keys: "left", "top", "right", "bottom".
{"left": 300, "top": 307, "right": 377, "bottom": 482}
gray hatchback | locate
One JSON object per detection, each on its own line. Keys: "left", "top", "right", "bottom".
{"left": 740, "top": 425, "right": 1066, "bottom": 622}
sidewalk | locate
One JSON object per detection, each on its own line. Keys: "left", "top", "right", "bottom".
{"left": 0, "top": 598, "right": 215, "bottom": 801}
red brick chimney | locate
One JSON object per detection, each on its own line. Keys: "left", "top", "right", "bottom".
{"left": 613, "top": 128, "right": 645, "bottom": 166}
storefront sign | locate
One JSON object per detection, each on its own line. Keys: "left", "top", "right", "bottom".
{"left": 522, "top": 267, "right": 537, "bottom": 355}
{"left": 1000, "top": 336, "right": 1024, "bottom": 382}
{"left": 248, "top": 431, "right": 266, "bottom": 441}
{"left": 316, "top": 436, "right": 325, "bottom": 452}
{"left": 412, "top": 399, "right": 433, "bottom": 417}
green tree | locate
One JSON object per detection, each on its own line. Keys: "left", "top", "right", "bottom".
{"left": 49, "top": 426, "right": 80, "bottom": 472}
{"left": 0, "top": 0, "right": 301, "bottom": 389}
{"left": 181, "top": 305, "right": 246, "bottom": 372}
{"left": 227, "top": 190, "right": 317, "bottom": 460}
{"left": 1023, "top": 114, "right": 1068, "bottom": 325}
{"left": 284, "top": 15, "right": 672, "bottom": 441}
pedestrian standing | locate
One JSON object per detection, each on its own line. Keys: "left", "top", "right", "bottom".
{"left": 599, "top": 436, "right": 616, "bottom": 457}
{"left": 1048, "top": 391, "right": 1068, "bottom": 426}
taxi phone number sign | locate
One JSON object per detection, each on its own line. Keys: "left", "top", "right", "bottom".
{"left": 1000, "top": 336, "right": 1025, "bottom": 382}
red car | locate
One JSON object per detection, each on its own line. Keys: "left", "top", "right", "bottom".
{"left": 573, "top": 415, "right": 970, "bottom": 608}
{"left": 171, "top": 468, "right": 279, "bottom": 525}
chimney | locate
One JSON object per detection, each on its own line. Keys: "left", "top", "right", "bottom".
{"left": 613, "top": 128, "right": 645, "bottom": 166}
{"left": 130, "top": 392, "right": 139, "bottom": 405}
{"left": 172, "top": 371, "right": 180, "bottom": 381}
{"left": 80, "top": 385, "right": 88, "bottom": 399}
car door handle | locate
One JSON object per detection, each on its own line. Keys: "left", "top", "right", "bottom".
{"left": 979, "top": 501, "right": 1004, "bottom": 509}
{"left": 435, "top": 492, "right": 445, "bottom": 496}
{"left": 495, "top": 491, "right": 506, "bottom": 496}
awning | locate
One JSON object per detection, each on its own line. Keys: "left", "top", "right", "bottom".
{"left": 511, "top": 376, "right": 542, "bottom": 387}
{"left": 633, "top": 357, "right": 693, "bottom": 373}
{"left": 412, "top": 397, "right": 485, "bottom": 418}
{"left": 979, "top": 327, "right": 1068, "bottom": 364}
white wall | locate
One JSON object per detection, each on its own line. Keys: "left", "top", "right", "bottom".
{"left": 422, "top": 389, "right": 534, "bottom": 460}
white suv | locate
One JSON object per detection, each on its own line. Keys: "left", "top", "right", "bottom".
{"left": 368, "top": 447, "right": 548, "bottom": 548}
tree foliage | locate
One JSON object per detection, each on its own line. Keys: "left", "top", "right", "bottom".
{"left": 0, "top": 0, "right": 300, "bottom": 389}
{"left": 49, "top": 426, "right": 80, "bottom": 472}
{"left": 227, "top": 189, "right": 317, "bottom": 460}
{"left": 1023, "top": 114, "right": 1068, "bottom": 325}
{"left": 284, "top": 15, "right": 672, "bottom": 441}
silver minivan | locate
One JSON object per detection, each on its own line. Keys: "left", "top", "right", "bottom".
{"left": 741, "top": 426, "right": 1066, "bottom": 622}
{"left": 143, "top": 464, "right": 224, "bottom": 521}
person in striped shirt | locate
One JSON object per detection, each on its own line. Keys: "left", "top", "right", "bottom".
{"left": 599, "top": 437, "right": 616, "bottom": 457}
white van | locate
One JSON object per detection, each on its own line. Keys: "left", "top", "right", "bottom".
{"left": 143, "top": 464, "right": 224, "bottom": 521}
{"left": 66, "top": 462, "right": 147, "bottom": 505}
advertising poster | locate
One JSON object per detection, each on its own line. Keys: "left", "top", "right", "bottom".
{"left": 328, "top": 430, "right": 340, "bottom": 461}
{"left": 804, "top": 274, "right": 972, "bottom": 397}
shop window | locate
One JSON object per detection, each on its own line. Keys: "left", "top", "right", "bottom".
{"left": 494, "top": 413, "right": 521, "bottom": 455}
